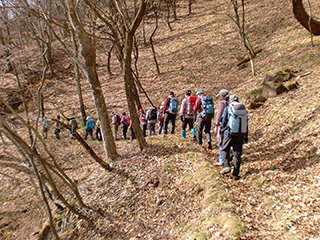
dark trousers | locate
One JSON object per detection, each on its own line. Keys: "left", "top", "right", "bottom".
{"left": 85, "top": 129, "right": 94, "bottom": 140}
{"left": 54, "top": 128, "right": 60, "bottom": 139}
{"left": 182, "top": 118, "right": 194, "bottom": 131}
{"left": 163, "top": 113, "right": 176, "bottom": 134}
{"left": 96, "top": 128, "right": 102, "bottom": 141}
{"left": 158, "top": 121, "right": 164, "bottom": 134}
{"left": 221, "top": 134, "right": 243, "bottom": 177}
{"left": 142, "top": 123, "right": 147, "bottom": 137}
{"left": 122, "top": 125, "right": 128, "bottom": 140}
{"left": 197, "top": 119, "right": 212, "bottom": 145}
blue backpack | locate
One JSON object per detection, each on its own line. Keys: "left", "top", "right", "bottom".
{"left": 168, "top": 97, "right": 179, "bottom": 114}
{"left": 227, "top": 102, "right": 248, "bottom": 136}
{"left": 88, "top": 119, "right": 95, "bottom": 130}
{"left": 199, "top": 96, "right": 214, "bottom": 118}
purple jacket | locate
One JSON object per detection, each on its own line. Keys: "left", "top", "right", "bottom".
{"left": 214, "top": 99, "right": 228, "bottom": 126}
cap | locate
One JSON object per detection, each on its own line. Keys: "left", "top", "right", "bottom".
{"left": 69, "top": 115, "right": 74, "bottom": 119}
{"left": 196, "top": 88, "right": 204, "bottom": 95}
{"left": 111, "top": 111, "right": 115, "bottom": 115}
{"left": 139, "top": 108, "right": 144, "bottom": 112}
{"left": 229, "top": 94, "right": 239, "bottom": 102}
{"left": 216, "top": 89, "right": 229, "bottom": 98}
{"left": 86, "top": 116, "right": 90, "bottom": 120}
{"left": 185, "top": 90, "right": 191, "bottom": 96}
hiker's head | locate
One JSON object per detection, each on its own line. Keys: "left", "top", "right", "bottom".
{"left": 196, "top": 88, "right": 205, "bottom": 96}
{"left": 185, "top": 90, "right": 191, "bottom": 96}
{"left": 139, "top": 108, "right": 144, "bottom": 113}
{"left": 57, "top": 115, "right": 60, "bottom": 120}
{"left": 69, "top": 115, "right": 74, "bottom": 119}
{"left": 86, "top": 116, "right": 90, "bottom": 120}
{"left": 229, "top": 94, "right": 239, "bottom": 102}
{"left": 169, "top": 91, "right": 174, "bottom": 96}
{"left": 216, "top": 89, "right": 229, "bottom": 100}
{"left": 111, "top": 111, "right": 115, "bottom": 116}
{"left": 122, "top": 112, "right": 126, "bottom": 116}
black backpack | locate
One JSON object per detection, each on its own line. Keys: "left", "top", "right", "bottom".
{"left": 148, "top": 108, "right": 157, "bottom": 120}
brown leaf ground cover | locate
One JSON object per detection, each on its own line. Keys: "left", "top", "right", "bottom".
{"left": 1, "top": 0, "right": 320, "bottom": 239}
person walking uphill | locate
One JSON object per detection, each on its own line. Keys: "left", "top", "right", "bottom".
{"left": 193, "top": 88, "right": 214, "bottom": 150}
{"left": 220, "top": 95, "right": 248, "bottom": 180}
{"left": 111, "top": 112, "right": 120, "bottom": 141}
{"left": 85, "top": 116, "right": 95, "bottom": 140}
{"left": 120, "top": 112, "right": 130, "bottom": 140}
{"left": 180, "top": 90, "right": 197, "bottom": 140}
{"left": 214, "top": 89, "right": 229, "bottom": 165}
{"left": 95, "top": 118, "right": 102, "bottom": 141}
{"left": 146, "top": 106, "right": 157, "bottom": 136}
{"left": 162, "top": 91, "right": 179, "bottom": 134}
{"left": 54, "top": 115, "right": 62, "bottom": 140}
{"left": 139, "top": 108, "right": 148, "bottom": 137}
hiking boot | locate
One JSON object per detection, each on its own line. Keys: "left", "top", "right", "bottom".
{"left": 208, "top": 140, "right": 212, "bottom": 150}
{"left": 232, "top": 176, "right": 240, "bottom": 181}
{"left": 220, "top": 167, "right": 231, "bottom": 175}
{"left": 213, "top": 162, "right": 223, "bottom": 166}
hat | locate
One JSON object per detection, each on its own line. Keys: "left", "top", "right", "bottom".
{"left": 139, "top": 108, "right": 144, "bottom": 112}
{"left": 216, "top": 89, "right": 229, "bottom": 98}
{"left": 86, "top": 116, "right": 91, "bottom": 120}
{"left": 196, "top": 88, "right": 204, "bottom": 95}
{"left": 229, "top": 94, "right": 239, "bottom": 102}
{"left": 185, "top": 90, "right": 191, "bottom": 96}
{"left": 69, "top": 115, "right": 74, "bottom": 119}
{"left": 111, "top": 111, "right": 115, "bottom": 115}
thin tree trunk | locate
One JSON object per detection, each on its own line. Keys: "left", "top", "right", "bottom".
{"left": 150, "top": 9, "right": 160, "bottom": 75}
{"left": 71, "top": 30, "right": 87, "bottom": 125}
{"left": 67, "top": 0, "right": 118, "bottom": 161}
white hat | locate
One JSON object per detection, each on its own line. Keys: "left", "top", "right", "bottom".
{"left": 216, "top": 89, "right": 229, "bottom": 98}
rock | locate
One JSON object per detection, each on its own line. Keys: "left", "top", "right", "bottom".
{"left": 249, "top": 96, "right": 267, "bottom": 109}
{"left": 283, "top": 80, "right": 299, "bottom": 91}
{"left": 262, "top": 75, "right": 287, "bottom": 98}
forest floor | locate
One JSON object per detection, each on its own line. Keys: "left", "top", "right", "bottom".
{"left": 1, "top": 0, "right": 320, "bottom": 239}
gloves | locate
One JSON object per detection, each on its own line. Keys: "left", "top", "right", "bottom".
{"left": 180, "top": 116, "right": 185, "bottom": 122}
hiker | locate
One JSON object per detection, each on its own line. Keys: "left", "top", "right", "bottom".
{"left": 157, "top": 102, "right": 165, "bottom": 134}
{"left": 220, "top": 95, "right": 248, "bottom": 180}
{"left": 146, "top": 106, "right": 157, "bottom": 136}
{"left": 129, "top": 115, "right": 136, "bottom": 140}
{"left": 162, "top": 91, "right": 179, "bottom": 134}
{"left": 180, "top": 90, "right": 197, "bottom": 140}
{"left": 54, "top": 115, "right": 62, "bottom": 140}
{"left": 120, "top": 112, "right": 130, "bottom": 140}
{"left": 111, "top": 112, "right": 121, "bottom": 141}
{"left": 42, "top": 116, "right": 50, "bottom": 139}
{"left": 139, "top": 108, "right": 147, "bottom": 137}
{"left": 193, "top": 88, "right": 214, "bottom": 150}
{"left": 95, "top": 118, "right": 102, "bottom": 141}
{"left": 84, "top": 116, "right": 95, "bottom": 140}
{"left": 214, "top": 89, "right": 229, "bottom": 165}
{"left": 69, "top": 115, "right": 77, "bottom": 140}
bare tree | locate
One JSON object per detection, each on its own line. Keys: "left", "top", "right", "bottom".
{"left": 226, "top": 0, "right": 257, "bottom": 75}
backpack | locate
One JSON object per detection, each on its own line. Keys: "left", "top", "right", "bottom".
{"left": 114, "top": 114, "right": 121, "bottom": 126}
{"left": 88, "top": 119, "right": 95, "bottom": 130}
{"left": 71, "top": 118, "right": 78, "bottom": 131}
{"left": 147, "top": 108, "right": 157, "bottom": 120}
{"left": 227, "top": 101, "right": 248, "bottom": 136}
{"left": 168, "top": 97, "right": 179, "bottom": 114}
{"left": 43, "top": 119, "right": 50, "bottom": 129}
{"left": 123, "top": 116, "right": 129, "bottom": 127}
{"left": 199, "top": 96, "right": 214, "bottom": 118}
{"left": 186, "top": 96, "right": 197, "bottom": 115}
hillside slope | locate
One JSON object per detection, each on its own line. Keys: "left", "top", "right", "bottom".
{"left": 1, "top": 0, "right": 320, "bottom": 239}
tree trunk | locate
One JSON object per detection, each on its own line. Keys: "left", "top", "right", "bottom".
{"left": 71, "top": 30, "right": 87, "bottom": 126}
{"left": 292, "top": 0, "right": 320, "bottom": 35}
{"left": 123, "top": 0, "right": 148, "bottom": 150}
{"left": 67, "top": 0, "right": 118, "bottom": 161}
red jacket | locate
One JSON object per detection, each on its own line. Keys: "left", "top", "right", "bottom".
{"left": 193, "top": 95, "right": 212, "bottom": 121}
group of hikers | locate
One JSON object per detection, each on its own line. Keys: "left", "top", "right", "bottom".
{"left": 42, "top": 88, "right": 248, "bottom": 180}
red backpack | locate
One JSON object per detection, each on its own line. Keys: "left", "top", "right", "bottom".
{"left": 186, "top": 96, "right": 197, "bottom": 115}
